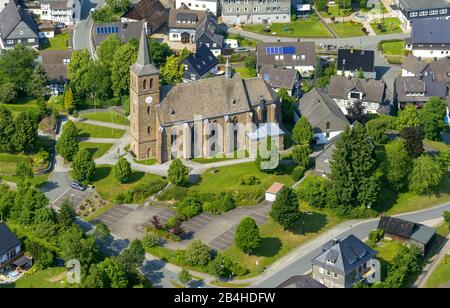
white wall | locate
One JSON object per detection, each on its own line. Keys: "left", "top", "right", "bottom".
{"left": 314, "top": 131, "right": 343, "bottom": 145}
{"left": 265, "top": 192, "right": 277, "bottom": 202}
{"left": 412, "top": 49, "right": 450, "bottom": 59}
{"left": 401, "top": 69, "right": 416, "bottom": 77}
{"left": 176, "top": 0, "right": 217, "bottom": 15}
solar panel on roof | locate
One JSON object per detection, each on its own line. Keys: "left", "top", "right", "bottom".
{"left": 266, "top": 46, "right": 296, "bottom": 55}
{"left": 283, "top": 47, "right": 296, "bottom": 54}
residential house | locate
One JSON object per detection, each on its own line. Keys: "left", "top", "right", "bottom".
{"left": 121, "top": 0, "right": 168, "bottom": 34}
{"left": 129, "top": 29, "right": 282, "bottom": 163}
{"left": 277, "top": 275, "right": 327, "bottom": 288}
{"left": 168, "top": 5, "right": 206, "bottom": 43}
{"left": 314, "top": 134, "right": 341, "bottom": 176}
{"left": 0, "top": 0, "right": 39, "bottom": 50}
{"left": 38, "top": 21, "right": 55, "bottom": 38}
{"left": 39, "top": 0, "right": 80, "bottom": 26}
{"left": 91, "top": 21, "right": 144, "bottom": 50}
{"left": 336, "top": 49, "right": 376, "bottom": 79}
{"left": 311, "top": 234, "right": 379, "bottom": 288}
{"left": 256, "top": 41, "right": 316, "bottom": 76}
{"left": 394, "top": 0, "right": 449, "bottom": 31}
{"left": 0, "top": 223, "right": 22, "bottom": 270}
{"left": 377, "top": 215, "right": 435, "bottom": 255}
{"left": 328, "top": 76, "right": 386, "bottom": 115}
{"left": 195, "top": 12, "right": 224, "bottom": 56}
{"left": 181, "top": 44, "right": 219, "bottom": 81}
{"left": 175, "top": 0, "right": 218, "bottom": 15}
{"left": 39, "top": 49, "right": 71, "bottom": 94}
{"left": 221, "top": 0, "right": 291, "bottom": 25}
{"left": 405, "top": 19, "right": 450, "bottom": 59}
{"left": 259, "top": 65, "right": 300, "bottom": 97}
{"left": 395, "top": 56, "right": 450, "bottom": 109}
{"left": 296, "top": 88, "right": 350, "bottom": 145}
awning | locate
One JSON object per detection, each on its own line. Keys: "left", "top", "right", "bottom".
{"left": 12, "top": 256, "right": 31, "bottom": 267}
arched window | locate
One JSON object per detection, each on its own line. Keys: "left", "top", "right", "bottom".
{"left": 150, "top": 78, "right": 153, "bottom": 89}
{"left": 147, "top": 106, "right": 151, "bottom": 114}
{"left": 147, "top": 126, "right": 151, "bottom": 135}
{"left": 143, "top": 79, "right": 147, "bottom": 90}
{"left": 147, "top": 148, "right": 151, "bottom": 158}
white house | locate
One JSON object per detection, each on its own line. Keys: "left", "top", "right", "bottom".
{"left": 175, "top": 0, "right": 218, "bottom": 16}
{"left": 265, "top": 182, "right": 284, "bottom": 202}
{"left": 405, "top": 19, "right": 450, "bottom": 59}
{"left": 39, "top": 0, "right": 80, "bottom": 26}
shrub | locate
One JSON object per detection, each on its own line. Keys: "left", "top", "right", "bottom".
{"left": 157, "top": 186, "right": 188, "bottom": 201}
{"left": 297, "top": 177, "right": 328, "bottom": 208}
{"left": 207, "top": 253, "right": 248, "bottom": 278}
{"left": 330, "top": 16, "right": 335, "bottom": 21}
{"left": 168, "top": 159, "right": 189, "bottom": 186}
{"left": 239, "top": 175, "right": 261, "bottom": 186}
{"left": 203, "top": 193, "right": 236, "bottom": 214}
{"left": 114, "top": 191, "right": 133, "bottom": 204}
{"left": 183, "top": 240, "right": 212, "bottom": 267}
{"left": 234, "top": 189, "right": 264, "bottom": 206}
{"left": 146, "top": 227, "right": 180, "bottom": 242}
{"left": 131, "top": 178, "right": 167, "bottom": 202}
{"left": 176, "top": 194, "right": 203, "bottom": 219}
{"left": 291, "top": 165, "right": 306, "bottom": 181}
{"left": 113, "top": 157, "right": 131, "bottom": 183}
{"left": 368, "top": 229, "right": 384, "bottom": 245}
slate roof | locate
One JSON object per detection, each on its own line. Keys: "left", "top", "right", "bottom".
{"left": 277, "top": 275, "right": 327, "bottom": 288}
{"left": 131, "top": 27, "right": 159, "bottom": 77}
{"left": 311, "top": 234, "right": 377, "bottom": 276}
{"left": 259, "top": 66, "right": 299, "bottom": 90}
{"left": 378, "top": 215, "right": 415, "bottom": 238}
{"left": 0, "top": 0, "right": 39, "bottom": 39}
{"left": 39, "top": 49, "right": 72, "bottom": 82}
{"left": 183, "top": 44, "right": 218, "bottom": 76}
{"left": 0, "top": 223, "right": 20, "bottom": 256}
{"left": 168, "top": 6, "right": 206, "bottom": 29}
{"left": 314, "top": 134, "right": 342, "bottom": 174}
{"left": 122, "top": 0, "right": 168, "bottom": 33}
{"left": 92, "top": 21, "right": 144, "bottom": 48}
{"left": 337, "top": 49, "right": 375, "bottom": 73}
{"left": 401, "top": 54, "right": 429, "bottom": 76}
{"left": 429, "top": 57, "right": 450, "bottom": 84}
{"left": 157, "top": 74, "right": 278, "bottom": 125}
{"left": 410, "top": 224, "right": 436, "bottom": 245}
{"left": 328, "top": 76, "right": 385, "bottom": 104}
{"left": 196, "top": 12, "right": 223, "bottom": 46}
{"left": 42, "top": 0, "right": 73, "bottom": 9}
{"left": 411, "top": 19, "right": 450, "bottom": 45}
{"left": 256, "top": 41, "right": 316, "bottom": 68}
{"left": 400, "top": 0, "right": 449, "bottom": 11}
{"left": 395, "top": 73, "right": 448, "bottom": 103}
{"left": 297, "top": 88, "right": 350, "bottom": 134}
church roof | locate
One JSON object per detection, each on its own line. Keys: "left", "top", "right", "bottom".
{"left": 130, "top": 27, "right": 159, "bottom": 76}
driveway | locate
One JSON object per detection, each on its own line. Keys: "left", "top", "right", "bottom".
{"left": 50, "top": 187, "right": 91, "bottom": 210}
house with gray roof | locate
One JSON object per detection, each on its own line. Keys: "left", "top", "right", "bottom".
{"left": 405, "top": 19, "right": 450, "bottom": 59}
{"left": 175, "top": 0, "right": 218, "bottom": 16}
{"left": 91, "top": 21, "right": 144, "bottom": 50}
{"left": 337, "top": 49, "right": 376, "bottom": 79}
{"left": 121, "top": 0, "right": 168, "bottom": 34}
{"left": 314, "top": 134, "right": 341, "bottom": 175}
{"left": 277, "top": 275, "right": 327, "bottom": 288}
{"left": 377, "top": 215, "right": 435, "bottom": 255}
{"left": 296, "top": 88, "right": 350, "bottom": 145}
{"left": 195, "top": 11, "right": 224, "bottom": 56}
{"left": 401, "top": 54, "right": 429, "bottom": 76}
{"left": 256, "top": 41, "right": 316, "bottom": 76}
{"left": 0, "top": 222, "right": 22, "bottom": 270}
{"left": 328, "top": 76, "right": 387, "bottom": 115}
{"left": 259, "top": 65, "right": 300, "bottom": 97}
{"left": 0, "top": 0, "right": 39, "bottom": 50}
{"left": 395, "top": 0, "right": 450, "bottom": 31}
{"left": 311, "top": 234, "right": 379, "bottom": 288}
{"left": 168, "top": 5, "right": 206, "bottom": 43}
{"left": 39, "top": 0, "right": 81, "bottom": 26}
{"left": 221, "top": 0, "right": 291, "bottom": 25}
{"left": 181, "top": 44, "right": 219, "bottom": 82}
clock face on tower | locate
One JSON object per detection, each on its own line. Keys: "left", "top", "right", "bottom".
{"left": 145, "top": 96, "right": 153, "bottom": 105}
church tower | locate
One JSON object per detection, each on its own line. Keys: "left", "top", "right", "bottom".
{"left": 129, "top": 27, "right": 160, "bottom": 160}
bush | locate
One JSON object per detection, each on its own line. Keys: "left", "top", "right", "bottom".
{"left": 146, "top": 227, "right": 181, "bottom": 242}
{"left": 176, "top": 194, "right": 203, "bottom": 219}
{"left": 291, "top": 165, "right": 306, "bottom": 181}
{"left": 239, "top": 175, "right": 261, "bottom": 185}
{"left": 183, "top": 240, "right": 212, "bottom": 268}
{"left": 202, "top": 193, "right": 236, "bottom": 214}
{"left": 114, "top": 191, "right": 134, "bottom": 204}
{"left": 234, "top": 189, "right": 264, "bottom": 206}
{"left": 297, "top": 177, "right": 328, "bottom": 208}
{"left": 368, "top": 229, "right": 384, "bottom": 245}
{"left": 113, "top": 157, "right": 131, "bottom": 183}
{"left": 207, "top": 253, "right": 248, "bottom": 278}
{"left": 130, "top": 178, "right": 167, "bottom": 203}
{"left": 142, "top": 233, "right": 163, "bottom": 248}
{"left": 168, "top": 159, "right": 189, "bottom": 186}
{"left": 157, "top": 185, "right": 188, "bottom": 201}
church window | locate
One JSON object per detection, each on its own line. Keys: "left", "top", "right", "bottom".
{"left": 148, "top": 126, "right": 151, "bottom": 135}
{"left": 143, "top": 79, "right": 147, "bottom": 90}
{"left": 150, "top": 79, "right": 153, "bottom": 89}
{"left": 147, "top": 106, "right": 151, "bottom": 114}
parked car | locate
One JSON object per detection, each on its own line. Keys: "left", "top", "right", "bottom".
{"left": 234, "top": 47, "right": 248, "bottom": 53}
{"left": 71, "top": 182, "right": 86, "bottom": 191}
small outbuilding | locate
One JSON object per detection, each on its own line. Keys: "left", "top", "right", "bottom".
{"left": 265, "top": 182, "right": 284, "bottom": 202}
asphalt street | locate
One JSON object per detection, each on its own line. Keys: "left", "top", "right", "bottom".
{"left": 73, "top": 0, "right": 106, "bottom": 53}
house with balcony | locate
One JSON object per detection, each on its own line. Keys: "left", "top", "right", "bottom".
{"left": 311, "top": 234, "right": 379, "bottom": 288}
{"left": 405, "top": 19, "right": 450, "bottom": 59}
{"left": 39, "top": 0, "right": 80, "bottom": 26}
{"left": 221, "top": 0, "right": 291, "bottom": 25}
{"left": 0, "top": 222, "right": 26, "bottom": 272}
{"left": 394, "top": 0, "right": 449, "bottom": 31}
{"left": 168, "top": 5, "right": 206, "bottom": 43}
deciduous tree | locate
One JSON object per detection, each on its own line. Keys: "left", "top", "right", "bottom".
{"left": 71, "top": 149, "right": 96, "bottom": 184}
{"left": 160, "top": 55, "right": 184, "bottom": 85}
{"left": 57, "top": 120, "right": 79, "bottom": 162}
{"left": 385, "top": 138, "right": 412, "bottom": 191}
{"left": 113, "top": 157, "right": 132, "bottom": 183}
{"left": 234, "top": 217, "right": 262, "bottom": 254}
{"left": 419, "top": 97, "right": 447, "bottom": 141}
{"left": 409, "top": 155, "right": 444, "bottom": 195}
{"left": 168, "top": 158, "right": 189, "bottom": 186}
{"left": 270, "top": 186, "right": 301, "bottom": 229}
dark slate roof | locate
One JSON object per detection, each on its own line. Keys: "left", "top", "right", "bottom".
{"left": 429, "top": 57, "right": 450, "bottom": 84}
{"left": 0, "top": 223, "right": 20, "bottom": 255}
{"left": 182, "top": 44, "right": 218, "bottom": 77}
{"left": 0, "top": 0, "right": 39, "bottom": 39}
{"left": 400, "top": 0, "right": 449, "bottom": 11}
{"left": 395, "top": 73, "right": 448, "bottom": 103}
{"left": 259, "top": 65, "right": 299, "bottom": 90}
{"left": 337, "top": 49, "right": 375, "bottom": 72}
{"left": 311, "top": 234, "right": 377, "bottom": 276}
{"left": 92, "top": 21, "right": 144, "bottom": 48}
{"left": 410, "top": 224, "right": 435, "bottom": 245}
{"left": 411, "top": 19, "right": 450, "bottom": 45}
{"left": 401, "top": 54, "right": 429, "bottom": 76}
{"left": 277, "top": 275, "right": 327, "bottom": 288}
{"left": 297, "top": 88, "right": 350, "bottom": 134}
{"left": 39, "top": 49, "right": 72, "bottom": 82}
{"left": 168, "top": 7, "right": 206, "bottom": 29}
{"left": 328, "top": 76, "right": 385, "bottom": 104}
{"left": 131, "top": 27, "right": 159, "bottom": 76}
{"left": 122, "top": 0, "right": 168, "bottom": 33}
{"left": 195, "top": 12, "right": 223, "bottom": 46}
{"left": 377, "top": 215, "right": 415, "bottom": 238}
{"left": 256, "top": 41, "right": 316, "bottom": 68}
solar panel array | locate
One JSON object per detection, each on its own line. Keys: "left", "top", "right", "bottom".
{"left": 96, "top": 26, "right": 120, "bottom": 35}
{"left": 265, "top": 46, "right": 296, "bottom": 55}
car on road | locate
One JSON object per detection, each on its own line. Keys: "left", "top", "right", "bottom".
{"left": 71, "top": 182, "right": 86, "bottom": 191}
{"left": 234, "top": 47, "right": 248, "bottom": 53}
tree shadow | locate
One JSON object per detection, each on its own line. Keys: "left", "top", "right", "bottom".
{"left": 290, "top": 212, "right": 328, "bottom": 235}
{"left": 125, "top": 170, "right": 145, "bottom": 184}
{"left": 426, "top": 233, "right": 448, "bottom": 259}
{"left": 253, "top": 237, "right": 282, "bottom": 257}
{"left": 41, "top": 181, "right": 59, "bottom": 192}
{"left": 92, "top": 166, "right": 111, "bottom": 182}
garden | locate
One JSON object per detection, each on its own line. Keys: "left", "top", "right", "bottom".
{"left": 329, "top": 21, "right": 367, "bottom": 37}
{"left": 378, "top": 39, "right": 406, "bottom": 64}
{"left": 41, "top": 32, "right": 69, "bottom": 51}
{"left": 370, "top": 18, "right": 402, "bottom": 35}
{"left": 80, "top": 110, "right": 129, "bottom": 126}
{"left": 76, "top": 122, "right": 125, "bottom": 139}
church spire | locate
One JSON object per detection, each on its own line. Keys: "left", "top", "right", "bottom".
{"left": 131, "top": 25, "right": 159, "bottom": 76}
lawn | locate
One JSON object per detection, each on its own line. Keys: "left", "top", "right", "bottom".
{"left": 76, "top": 122, "right": 125, "bottom": 139}
{"left": 133, "top": 158, "right": 158, "bottom": 165}
{"left": 233, "top": 67, "right": 257, "bottom": 79}
{"left": 243, "top": 17, "right": 332, "bottom": 38}
{"left": 330, "top": 21, "right": 366, "bottom": 37}
{"left": 320, "top": 5, "right": 353, "bottom": 18}
{"left": 91, "top": 164, "right": 164, "bottom": 201}
{"left": 2, "top": 173, "right": 49, "bottom": 188}
{"left": 0, "top": 153, "right": 32, "bottom": 175}
{"left": 370, "top": 18, "right": 403, "bottom": 35}
{"left": 191, "top": 149, "right": 249, "bottom": 164}
{"left": 81, "top": 111, "right": 129, "bottom": 126}
{"left": 425, "top": 254, "right": 450, "bottom": 288}
{"left": 41, "top": 32, "right": 69, "bottom": 50}
{"left": 373, "top": 240, "right": 404, "bottom": 280}
{"left": 2, "top": 267, "right": 67, "bottom": 288}
{"left": 379, "top": 40, "right": 405, "bottom": 64}
{"left": 78, "top": 142, "right": 114, "bottom": 159}
{"left": 0, "top": 99, "right": 41, "bottom": 117}
{"left": 226, "top": 33, "right": 259, "bottom": 48}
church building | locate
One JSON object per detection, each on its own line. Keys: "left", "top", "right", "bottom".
{"left": 129, "top": 28, "right": 284, "bottom": 164}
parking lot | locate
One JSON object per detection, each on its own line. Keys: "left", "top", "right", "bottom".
{"left": 94, "top": 205, "right": 136, "bottom": 227}
{"left": 51, "top": 187, "right": 90, "bottom": 210}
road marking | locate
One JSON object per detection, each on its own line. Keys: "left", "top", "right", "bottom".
{"left": 52, "top": 187, "right": 71, "bottom": 205}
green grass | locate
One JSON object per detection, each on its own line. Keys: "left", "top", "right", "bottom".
{"left": 0, "top": 153, "right": 32, "bottom": 175}
{"left": 243, "top": 17, "right": 332, "bottom": 38}
{"left": 81, "top": 111, "right": 129, "bottom": 125}
{"left": 191, "top": 150, "right": 249, "bottom": 164}
{"left": 233, "top": 67, "right": 257, "bottom": 79}
{"left": 425, "top": 254, "right": 450, "bottom": 288}
{"left": 78, "top": 142, "right": 114, "bottom": 159}
{"left": 91, "top": 164, "right": 164, "bottom": 201}
{"left": 373, "top": 240, "right": 404, "bottom": 280}
{"left": 84, "top": 202, "right": 115, "bottom": 222}
{"left": 76, "top": 122, "right": 125, "bottom": 139}
{"left": 210, "top": 281, "right": 251, "bottom": 288}
{"left": 226, "top": 33, "right": 259, "bottom": 48}
{"left": 2, "top": 267, "right": 67, "bottom": 288}
{"left": 41, "top": 32, "right": 68, "bottom": 50}
{"left": 321, "top": 5, "right": 353, "bottom": 17}
{"left": 424, "top": 139, "right": 450, "bottom": 153}
{"left": 2, "top": 173, "right": 49, "bottom": 188}
{"left": 380, "top": 40, "right": 405, "bottom": 55}
{"left": 0, "top": 99, "right": 41, "bottom": 117}
{"left": 133, "top": 158, "right": 157, "bottom": 165}
{"left": 330, "top": 21, "right": 366, "bottom": 37}
{"left": 189, "top": 161, "right": 295, "bottom": 194}
{"left": 370, "top": 18, "right": 402, "bottom": 35}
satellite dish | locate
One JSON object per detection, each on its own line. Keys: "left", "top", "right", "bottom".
{"left": 145, "top": 96, "right": 153, "bottom": 105}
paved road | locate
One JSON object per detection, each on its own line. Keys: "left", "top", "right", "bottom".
{"left": 72, "top": 0, "right": 105, "bottom": 54}
{"left": 254, "top": 202, "right": 450, "bottom": 288}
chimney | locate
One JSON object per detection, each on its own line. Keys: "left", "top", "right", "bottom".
{"left": 225, "top": 56, "right": 232, "bottom": 80}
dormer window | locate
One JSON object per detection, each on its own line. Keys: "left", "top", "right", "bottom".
{"left": 170, "top": 108, "right": 175, "bottom": 115}
{"left": 231, "top": 99, "right": 237, "bottom": 105}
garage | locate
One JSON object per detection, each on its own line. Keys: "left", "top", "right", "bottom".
{"left": 265, "top": 182, "right": 284, "bottom": 202}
